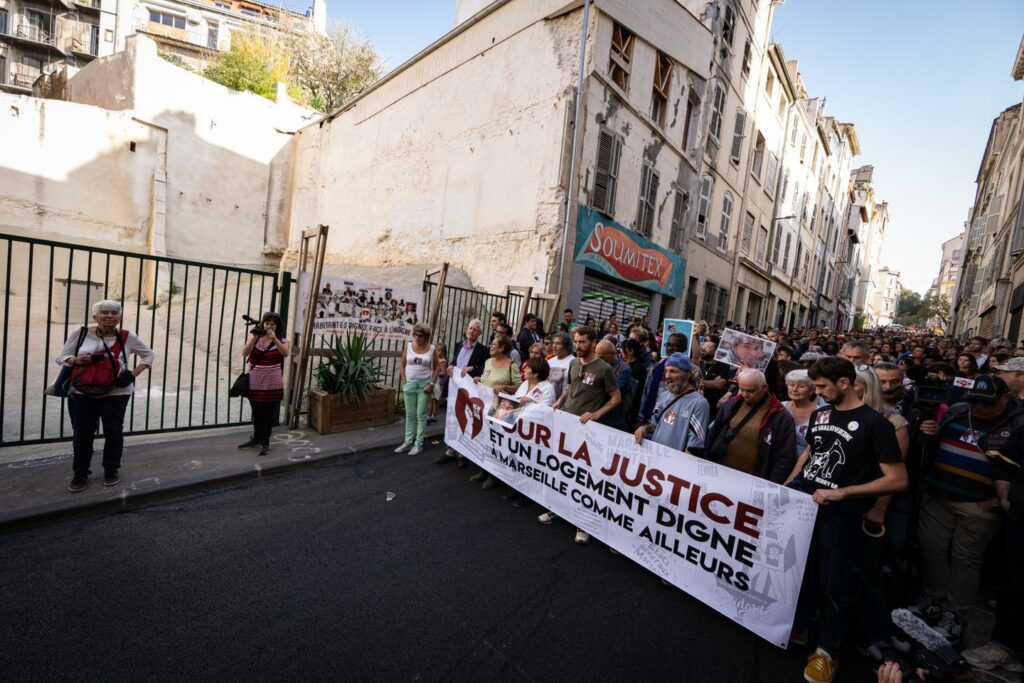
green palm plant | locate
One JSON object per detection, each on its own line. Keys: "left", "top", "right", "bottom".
{"left": 314, "top": 332, "right": 386, "bottom": 405}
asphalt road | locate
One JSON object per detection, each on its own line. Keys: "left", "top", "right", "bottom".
{"left": 0, "top": 447, "right": 874, "bottom": 682}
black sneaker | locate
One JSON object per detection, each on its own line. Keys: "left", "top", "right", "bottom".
{"left": 238, "top": 438, "right": 260, "bottom": 449}
{"left": 103, "top": 471, "right": 121, "bottom": 487}
{"left": 258, "top": 443, "right": 270, "bottom": 456}
{"left": 68, "top": 475, "right": 88, "bottom": 493}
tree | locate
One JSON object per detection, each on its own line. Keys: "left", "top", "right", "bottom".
{"left": 920, "top": 294, "right": 952, "bottom": 328}
{"left": 203, "top": 48, "right": 277, "bottom": 100}
{"left": 288, "top": 23, "right": 383, "bottom": 112}
{"left": 895, "top": 289, "right": 924, "bottom": 325}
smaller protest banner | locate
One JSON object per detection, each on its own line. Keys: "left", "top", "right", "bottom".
{"left": 660, "top": 319, "right": 695, "bottom": 358}
{"left": 487, "top": 392, "right": 524, "bottom": 426}
{"left": 714, "top": 328, "right": 777, "bottom": 372}
{"left": 296, "top": 274, "right": 424, "bottom": 342}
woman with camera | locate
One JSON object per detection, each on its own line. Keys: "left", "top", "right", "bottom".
{"left": 55, "top": 300, "right": 155, "bottom": 492}
{"left": 239, "top": 311, "right": 290, "bottom": 455}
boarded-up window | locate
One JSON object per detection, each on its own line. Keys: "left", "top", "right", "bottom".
{"left": 609, "top": 23, "right": 633, "bottom": 91}
{"left": 650, "top": 51, "right": 672, "bottom": 126}
{"left": 636, "top": 162, "right": 660, "bottom": 238}
{"left": 592, "top": 130, "right": 622, "bottom": 216}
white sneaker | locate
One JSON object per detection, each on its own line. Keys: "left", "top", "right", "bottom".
{"left": 394, "top": 442, "right": 412, "bottom": 453}
{"left": 537, "top": 512, "right": 558, "bottom": 525}
{"left": 962, "top": 642, "right": 1024, "bottom": 672}
{"left": 409, "top": 445, "right": 422, "bottom": 456}
{"left": 574, "top": 530, "right": 590, "bottom": 545}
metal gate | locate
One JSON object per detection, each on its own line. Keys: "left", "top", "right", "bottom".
{"left": 0, "top": 233, "right": 284, "bottom": 447}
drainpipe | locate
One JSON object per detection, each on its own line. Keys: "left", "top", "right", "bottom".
{"left": 555, "top": 0, "right": 591, "bottom": 301}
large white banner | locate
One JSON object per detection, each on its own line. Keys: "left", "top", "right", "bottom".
{"left": 296, "top": 274, "right": 424, "bottom": 342}
{"left": 445, "top": 372, "right": 817, "bottom": 648}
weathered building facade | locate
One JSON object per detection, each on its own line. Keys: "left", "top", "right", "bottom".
{"left": 286, "top": 0, "right": 713, "bottom": 322}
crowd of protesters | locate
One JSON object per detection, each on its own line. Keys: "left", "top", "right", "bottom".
{"left": 424, "top": 311, "right": 1023, "bottom": 682}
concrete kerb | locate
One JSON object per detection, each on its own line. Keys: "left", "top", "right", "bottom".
{"left": 0, "top": 419, "right": 445, "bottom": 533}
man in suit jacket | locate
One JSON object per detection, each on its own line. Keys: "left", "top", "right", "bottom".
{"left": 436, "top": 318, "right": 489, "bottom": 465}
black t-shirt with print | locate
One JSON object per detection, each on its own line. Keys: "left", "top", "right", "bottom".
{"left": 800, "top": 403, "right": 901, "bottom": 492}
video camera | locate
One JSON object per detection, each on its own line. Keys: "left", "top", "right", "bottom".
{"left": 242, "top": 314, "right": 266, "bottom": 336}
{"left": 906, "top": 365, "right": 951, "bottom": 409}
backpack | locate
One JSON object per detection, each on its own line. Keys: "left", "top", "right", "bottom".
{"left": 71, "top": 330, "right": 129, "bottom": 396}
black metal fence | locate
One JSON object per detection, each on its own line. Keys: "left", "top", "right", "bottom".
{"left": 0, "top": 233, "right": 282, "bottom": 447}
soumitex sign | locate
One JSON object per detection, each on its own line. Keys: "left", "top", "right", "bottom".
{"left": 574, "top": 206, "right": 686, "bottom": 298}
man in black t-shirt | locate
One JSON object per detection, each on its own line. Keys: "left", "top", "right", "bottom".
{"left": 698, "top": 339, "right": 736, "bottom": 410}
{"left": 785, "top": 357, "right": 907, "bottom": 683}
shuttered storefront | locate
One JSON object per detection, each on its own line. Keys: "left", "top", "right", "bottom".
{"left": 580, "top": 273, "right": 651, "bottom": 325}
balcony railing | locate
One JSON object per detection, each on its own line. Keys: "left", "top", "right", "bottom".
{"left": 71, "top": 0, "right": 101, "bottom": 9}
{"left": 14, "top": 23, "right": 57, "bottom": 48}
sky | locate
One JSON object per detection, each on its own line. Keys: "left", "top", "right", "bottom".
{"left": 329, "top": 1, "right": 1024, "bottom": 295}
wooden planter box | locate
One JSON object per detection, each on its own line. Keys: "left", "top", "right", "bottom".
{"left": 308, "top": 388, "right": 396, "bottom": 435}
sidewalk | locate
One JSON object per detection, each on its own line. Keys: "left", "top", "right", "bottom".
{"left": 0, "top": 418, "right": 446, "bottom": 530}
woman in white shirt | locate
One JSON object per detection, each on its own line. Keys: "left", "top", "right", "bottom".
{"left": 55, "top": 299, "right": 155, "bottom": 492}
{"left": 506, "top": 357, "right": 554, "bottom": 509}
{"left": 396, "top": 323, "right": 437, "bottom": 456}
{"left": 514, "top": 357, "right": 556, "bottom": 406}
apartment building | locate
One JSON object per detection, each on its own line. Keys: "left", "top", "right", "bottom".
{"left": 285, "top": 0, "right": 713, "bottom": 323}
{"left": 871, "top": 266, "right": 900, "bottom": 327}
{"left": 0, "top": 0, "right": 324, "bottom": 92}
{"left": 131, "top": 0, "right": 326, "bottom": 70}
{"left": 0, "top": 0, "right": 111, "bottom": 93}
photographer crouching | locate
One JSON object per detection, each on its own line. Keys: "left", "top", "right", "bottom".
{"left": 55, "top": 300, "right": 155, "bottom": 492}
{"left": 239, "top": 312, "right": 290, "bottom": 455}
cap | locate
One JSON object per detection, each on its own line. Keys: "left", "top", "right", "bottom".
{"left": 965, "top": 374, "right": 1009, "bottom": 403}
{"left": 993, "top": 357, "right": 1024, "bottom": 372}
{"left": 665, "top": 353, "right": 696, "bottom": 372}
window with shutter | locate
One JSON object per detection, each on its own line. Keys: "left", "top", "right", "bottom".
{"left": 670, "top": 190, "right": 687, "bottom": 251}
{"left": 696, "top": 175, "right": 713, "bottom": 238}
{"left": 740, "top": 213, "right": 754, "bottom": 255}
{"left": 702, "top": 282, "right": 718, "bottom": 321}
{"left": 741, "top": 39, "right": 751, "bottom": 77}
{"left": 765, "top": 154, "right": 779, "bottom": 197}
{"left": 782, "top": 233, "right": 792, "bottom": 272}
{"left": 730, "top": 110, "right": 746, "bottom": 162}
{"left": 683, "top": 92, "right": 700, "bottom": 151}
{"left": 709, "top": 84, "right": 726, "bottom": 142}
{"left": 636, "top": 163, "right": 659, "bottom": 238}
{"left": 592, "top": 130, "right": 622, "bottom": 216}
{"left": 751, "top": 133, "right": 765, "bottom": 182}
{"left": 756, "top": 226, "right": 768, "bottom": 263}
{"left": 771, "top": 227, "right": 782, "bottom": 263}
{"left": 715, "top": 287, "right": 729, "bottom": 325}
{"left": 719, "top": 193, "right": 733, "bottom": 250}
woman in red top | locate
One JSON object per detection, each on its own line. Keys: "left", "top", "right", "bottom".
{"left": 239, "top": 312, "right": 290, "bottom": 455}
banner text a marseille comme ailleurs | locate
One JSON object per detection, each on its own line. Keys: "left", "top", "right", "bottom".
{"left": 445, "top": 372, "right": 817, "bottom": 648}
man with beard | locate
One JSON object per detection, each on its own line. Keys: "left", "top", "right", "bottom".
{"left": 699, "top": 339, "right": 737, "bottom": 410}
{"left": 634, "top": 354, "right": 708, "bottom": 455}
{"left": 785, "top": 357, "right": 907, "bottom": 683}
{"left": 638, "top": 332, "right": 689, "bottom": 425}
